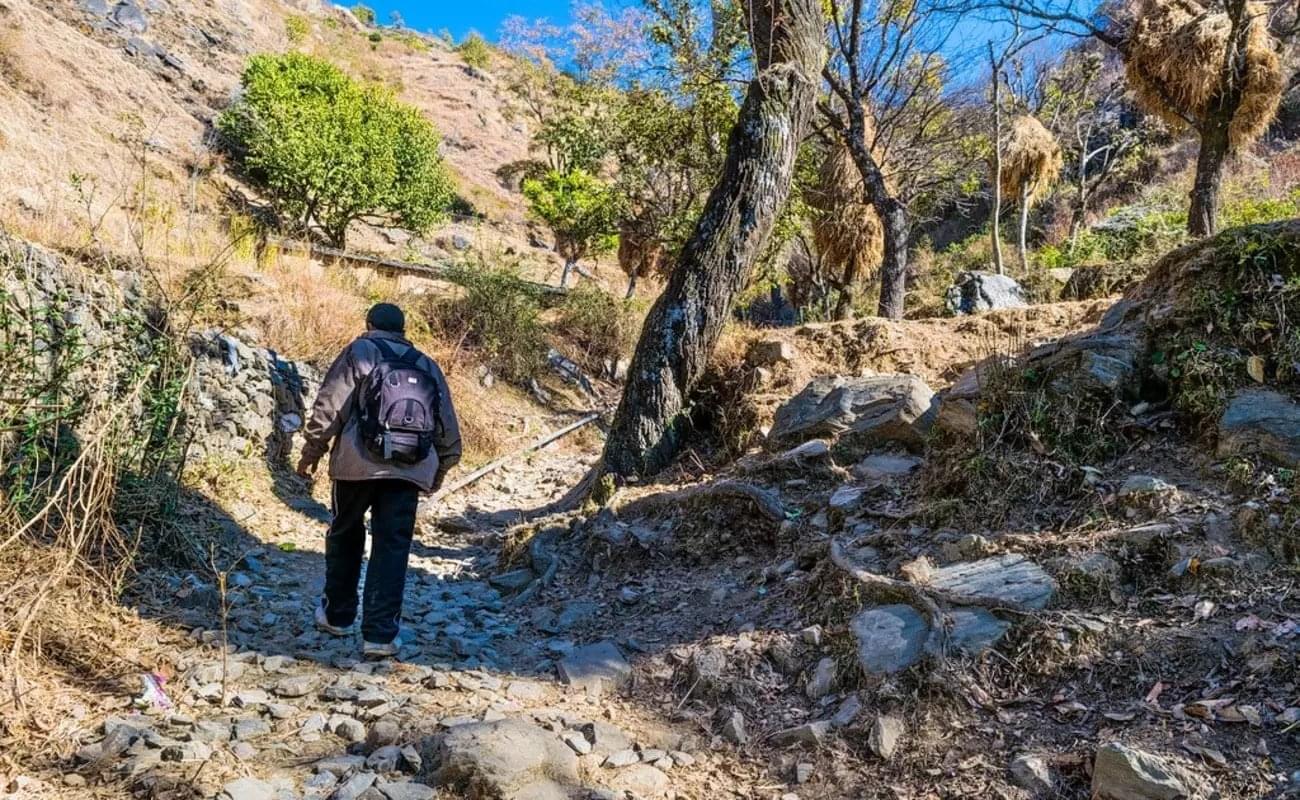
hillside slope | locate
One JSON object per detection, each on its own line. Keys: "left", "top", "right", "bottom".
{"left": 0, "top": 0, "right": 559, "bottom": 281}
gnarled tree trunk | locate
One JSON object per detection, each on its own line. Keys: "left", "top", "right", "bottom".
{"left": 602, "top": 0, "right": 825, "bottom": 479}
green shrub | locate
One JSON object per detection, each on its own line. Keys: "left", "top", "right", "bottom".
{"left": 284, "top": 15, "right": 309, "bottom": 45}
{"left": 457, "top": 31, "right": 491, "bottom": 69}
{"left": 429, "top": 264, "right": 548, "bottom": 383}
{"left": 1221, "top": 193, "right": 1300, "bottom": 228}
{"left": 396, "top": 32, "right": 430, "bottom": 53}
{"left": 1037, "top": 207, "right": 1187, "bottom": 271}
{"left": 368, "top": 30, "right": 383, "bottom": 47}
{"left": 218, "top": 52, "right": 455, "bottom": 247}
{"left": 352, "top": 4, "right": 375, "bottom": 25}
{"left": 521, "top": 169, "right": 619, "bottom": 279}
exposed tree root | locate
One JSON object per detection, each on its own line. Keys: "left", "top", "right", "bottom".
{"left": 829, "top": 536, "right": 946, "bottom": 625}
{"left": 734, "top": 439, "right": 851, "bottom": 481}
{"left": 829, "top": 537, "right": 1037, "bottom": 620}
{"left": 615, "top": 479, "right": 787, "bottom": 524}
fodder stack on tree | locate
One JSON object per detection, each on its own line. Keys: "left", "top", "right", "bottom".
{"left": 617, "top": 218, "right": 667, "bottom": 298}
{"left": 1000, "top": 115, "right": 1064, "bottom": 205}
{"left": 999, "top": 114, "right": 1063, "bottom": 272}
{"left": 809, "top": 137, "right": 886, "bottom": 319}
{"left": 1125, "top": 0, "right": 1283, "bottom": 150}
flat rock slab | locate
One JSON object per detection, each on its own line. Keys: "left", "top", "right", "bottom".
{"left": 854, "top": 453, "right": 924, "bottom": 480}
{"left": 557, "top": 641, "right": 632, "bottom": 696}
{"left": 927, "top": 608, "right": 1010, "bottom": 656}
{"left": 850, "top": 604, "right": 929, "bottom": 674}
{"left": 1092, "top": 743, "right": 1199, "bottom": 800}
{"left": 928, "top": 555, "right": 1056, "bottom": 610}
{"left": 768, "top": 375, "right": 937, "bottom": 450}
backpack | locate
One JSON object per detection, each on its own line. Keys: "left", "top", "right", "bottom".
{"left": 355, "top": 338, "right": 441, "bottom": 465}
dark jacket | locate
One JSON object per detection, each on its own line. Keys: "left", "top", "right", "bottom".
{"left": 301, "top": 330, "right": 461, "bottom": 492}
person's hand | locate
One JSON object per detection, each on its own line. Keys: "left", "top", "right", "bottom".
{"left": 295, "top": 456, "right": 317, "bottom": 480}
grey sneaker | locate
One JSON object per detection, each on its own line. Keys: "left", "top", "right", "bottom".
{"left": 314, "top": 602, "right": 352, "bottom": 637}
{"left": 362, "top": 635, "right": 402, "bottom": 660}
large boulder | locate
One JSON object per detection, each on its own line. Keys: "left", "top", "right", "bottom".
{"left": 945, "top": 271, "right": 1028, "bottom": 315}
{"left": 1217, "top": 388, "right": 1300, "bottom": 466}
{"left": 768, "top": 375, "right": 937, "bottom": 451}
{"left": 430, "top": 720, "right": 579, "bottom": 800}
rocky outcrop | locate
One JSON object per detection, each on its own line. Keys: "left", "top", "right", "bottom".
{"left": 2, "top": 235, "right": 318, "bottom": 471}
{"left": 1, "top": 237, "right": 154, "bottom": 405}
{"left": 935, "top": 223, "right": 1300, "bottom": 450}
{"left": 769, "top": 375, "right": 937, "bottom": 451}
{"left": 945, "top": 272, "right": 1028, "bottom": 315}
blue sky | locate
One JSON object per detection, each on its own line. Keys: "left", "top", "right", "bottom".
{"left": 371, "top": 1, "right": 574, "bottom": 41}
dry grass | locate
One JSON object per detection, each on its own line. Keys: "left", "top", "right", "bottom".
{"left": 251, "top": 251, "right": 372, "bottom": 364}
{"left": 1000, "top": 115, "right": 1063, "bottom": 203}
{"left": 1126, "top": 0, "right": 1284, "bottom": 149}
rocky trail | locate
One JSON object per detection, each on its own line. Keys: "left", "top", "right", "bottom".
{"left": 55, "top": 405, "right": 1300, "bottom": 800}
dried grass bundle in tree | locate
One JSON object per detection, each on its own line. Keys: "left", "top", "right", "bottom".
{"left": 809, "top": 141, "right": 885, "bottom": 296}
{"left": 1125, "top": 0, "right": 1284, "bottom": 149}
{"left": 1000, "top": 115, "right": 1063, "bottom": 203}
{"left": 617, "top": 218, "right": 667, "bottom": 285}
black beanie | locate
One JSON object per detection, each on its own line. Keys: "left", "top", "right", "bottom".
{"left": 366, "top": 303, "right": 405, "bottom": 334}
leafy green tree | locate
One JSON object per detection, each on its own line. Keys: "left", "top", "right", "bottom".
{"left": 522, "top": 168, "right": 619, "bottom": 288}
{"left": 218, "top": 53, "right": 455, "bottom": 247}
{"left": 352, "top": 4, "right": 375, "bottom": 25}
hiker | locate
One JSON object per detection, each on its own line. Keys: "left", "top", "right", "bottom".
{"left": 296, "top": 303, "right": 461, "bottom": 658}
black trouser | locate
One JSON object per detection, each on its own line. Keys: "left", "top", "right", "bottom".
{"left": 322, "top": 479, "right": 419, "bottom": 643}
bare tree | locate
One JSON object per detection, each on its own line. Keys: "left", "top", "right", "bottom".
{"left": 602, "top": 0, "right": 826, "bottom": 478}
{"left": 1042, "top": 50, "right": 1145, "bottom": 249}
{"left": 822, "top": 0, "right": 979, "bottom": 318}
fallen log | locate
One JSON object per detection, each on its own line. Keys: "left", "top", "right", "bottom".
{"left": 614, "top": 479, "right": 787, "bottom": 524}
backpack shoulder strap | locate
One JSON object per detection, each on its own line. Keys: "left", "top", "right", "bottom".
{"left": 370, "top": 337, "right": 398, "bottom": 362}
{"left": 396, "top": 345, "right": 422, "bottom": 367}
